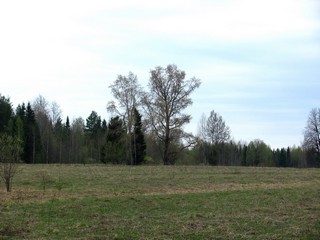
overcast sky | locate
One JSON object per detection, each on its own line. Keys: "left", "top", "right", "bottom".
{"left": 1, "top": 0, "right": 319, "bottom": 149}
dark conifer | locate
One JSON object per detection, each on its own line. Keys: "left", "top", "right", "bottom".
{"left": 131, "top": 108, "right": 146, "bottom": 165}
{"left": 0, "top": 95, "right": 13, "bottom": 133}
{"left": 65, "top": 116, "right": 70, "bottom": 129}
{"left": 23, "top": 102, "right": 42, "bottom": 163}
{"left": 102, "top": 116, "right": 126, "bottom": 164}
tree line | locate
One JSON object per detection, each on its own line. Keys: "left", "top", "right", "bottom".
{"left": 0, "top": 64, "right": 319, "bottom": 167}
{"left": 0, "top": 95, "right": 146, "bottom": 165}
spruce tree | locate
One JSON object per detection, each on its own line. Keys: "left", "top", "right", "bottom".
{"left": 24, "top": 102, "right": 42, "bottom": 163}
{"left": 65, "top": 116, "right": 70, "bottom": 129}
{"left": 131, "top": 108, "right": 146, "bottom": 165}
{"left": 102, "top": 119, "right": 107, "bottom": 134}
{"left": 64, "top": 116, "right": 71, "bottom": 163}
{"left": 0, "top": 95, "right": 14, "bottom": 133}
{"left": 15, "top": 103, "right": 26, "bottom": 142}
{"left": 102, "top": 116, "right": 126, "bottom": 164}
{"left": 85, "top": 111, "right": 103, "bottom": 162}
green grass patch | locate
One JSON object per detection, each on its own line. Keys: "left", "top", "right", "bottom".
{"left": 0, "top": 165, "right": 319, "bottom": 239}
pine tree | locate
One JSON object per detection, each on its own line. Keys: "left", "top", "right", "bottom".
{"left": 85, "top": 111, "right": 101, "bottom": 137}
{"left": 131, "top": 108, "right": 146, "bottom": 165}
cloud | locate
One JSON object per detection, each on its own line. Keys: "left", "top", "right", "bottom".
{"left": 100, "top": 0, "right": 318, "bottom": 43}
{"left": 0, "top": 0, "right": 319, "bottom": 148}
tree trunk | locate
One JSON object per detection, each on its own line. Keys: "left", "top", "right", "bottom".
{"left": 33, "top": 134, "right": 35, "bottom": 164}
{"left": 5, "top": 178, "right": 11, "bottom": 192}
{"left": 163, "top": 139, "right": 169, "bottom": 165}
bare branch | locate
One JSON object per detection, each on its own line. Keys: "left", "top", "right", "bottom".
{"left": 143, "top": 64, "right": 201, "bottom": 164}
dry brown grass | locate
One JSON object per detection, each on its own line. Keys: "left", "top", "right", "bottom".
{"left": 1, "top": 165, "right": 319, "bottom": 239}
{"left": 1, "top": 165, "right": 319, "bottom": 202}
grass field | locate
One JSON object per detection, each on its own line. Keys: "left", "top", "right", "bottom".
{"left": 0, "top": 165, "right": 320, "bottom": 239}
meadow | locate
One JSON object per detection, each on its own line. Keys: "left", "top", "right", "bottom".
{"left": 0, "top": 165, "right": 320, "bottom": 239}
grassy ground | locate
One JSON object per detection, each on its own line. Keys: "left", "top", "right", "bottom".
{"left": 0, "top": 165, "right": 320, "bottom": 239}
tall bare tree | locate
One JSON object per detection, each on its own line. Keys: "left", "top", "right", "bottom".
{"left": 142, "top": 64, "right": 201, "bottom": 165}
{"left": 71, "top": 117, "right": 86, "bottom": 163}
{"left": 33, "top": 95, "right": 52, "bottom": 163}
{"left": 50, "top": 101, "right": 62, "bottom": 126}
{"left": 33, "top": 96, "right": 50, "bottom": 141}
{"left": 303, "top": 108, "right": 320, "bottom": 165}
{"left": 196, "top": 110, "right": 231, "bottom": 165}
{"left": 205, "top": 110, "right": 231, "bottom": 144}
{"left": 107, "top": 72, "right": 142, "bottom": 165}
{"left": 197, "top": 113, "right": 207, "bottom": 141}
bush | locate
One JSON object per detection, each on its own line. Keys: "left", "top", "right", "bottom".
{"left": 144, "top": 156, "right": 154, "bottom": 165}
{"left": 0, "top": 134, "right": 22, "bottom": 192}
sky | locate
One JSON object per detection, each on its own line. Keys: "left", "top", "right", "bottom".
{"left": 0, "top": 0, "right": 319, "bottom": 149}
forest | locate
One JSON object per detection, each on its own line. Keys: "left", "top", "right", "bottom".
{"left": 0, "top": 65, "right": 319, "bottom": 168}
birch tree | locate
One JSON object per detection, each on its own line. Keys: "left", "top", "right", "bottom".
{"left": 107, "top": 72, "right": 142, "bottom": 165}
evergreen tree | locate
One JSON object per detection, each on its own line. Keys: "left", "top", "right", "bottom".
{"left": 286, "top": 147, "right": 291, "bottom": 167}
{"left": 53, "top": 117, "right": 64, "bottom": 163}
{"left": 131, "top": 108, "right": 146, "bottom": 165}
{"left": 65, "top": 116, "right": 70, "bottom": 129}
{"left": 85, "top": 111, "right": 103, "bottom": 162}
{"left": 241, "top": 145, "right": 248, "bottom": 166}
{"left": 16, "top": 103, "right": 26, "bottom": 120}
{"left": 102, "top": 116, "right": 126, "bottom": 164}
{"left": 102, "top": 119, "right": 107, "bottom": 134}
{"left": 24, "top": 102, "right": 42, "bottom": 163}
{"left": 0, "top": 95, "right": 14, "bottom": 133}
{"left": 70, "top": 117, "right": 86, "bottom": 164}
{"left": 279, "top": 148, "right": 287, "bottom": 167}
{"left": 64, "top": 116, "right": 71, "bottom": 163}
{"left": 14, "top": 103, "right": 26, "bottom": 141}
{"left": 85, "top": 111, "right": 101, "bottom": 137}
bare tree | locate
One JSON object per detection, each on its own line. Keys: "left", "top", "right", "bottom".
{"left": 205, "top": 110, "right": 231, "bottom": 144}
{"left": 107, "top": 72, "right": 142, "bottom": 165}
{"left": 50, "top": 101, "right": 62, "bottom": 126}
{"left": 196, "top": 113, "right": 209, "bottom": 164}
{"left": 196, "top": 111, "right": 230, "bottom": 165}
{"left": 0, "top": 134, "right": 22, "bottom": 192}
{"left": 303, "top": 108, "right": 320, "bottom": 154}
{"left": 142, "top": 64, "right": 201, "bottom": 165}
{"left": 32, "top": 95, "right": 50, "bottom": 119}
{"left": 33, "top": 95, "right": 52, "bottom": 163}
{"left": 71, "top": 117, "right": 86, "bottom": 163}
{"left": 197, "top": 113, "right": 208, "bottom": 140}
